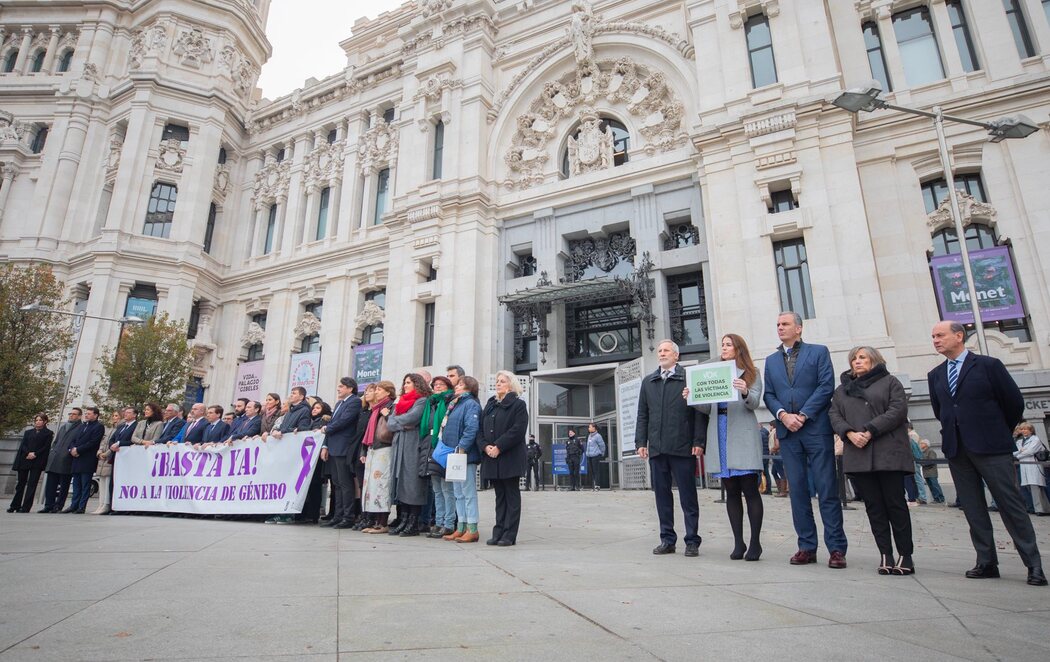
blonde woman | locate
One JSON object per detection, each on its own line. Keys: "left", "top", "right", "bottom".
{"left": 479, "top": 371, "right": 529, "bottom": 546}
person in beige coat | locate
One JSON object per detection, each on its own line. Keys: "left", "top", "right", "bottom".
{"left": 130, "top": 403, "right": 164, "bottom": 446}
{"left": 93, "top": 411, "right": 122, "bottom": 514}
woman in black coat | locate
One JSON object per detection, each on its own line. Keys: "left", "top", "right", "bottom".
{"left": 9, "top": 414, "right": 53, "bottom": 513}
{"left": 829, "top": 346, "right": 915, "bottom": 576}
{"left": 480, "top": 370, "right": 529, "bottom": 546}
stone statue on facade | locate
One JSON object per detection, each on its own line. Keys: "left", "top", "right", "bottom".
{"left": 569, "top": 1, "right": 596, "bottom": 65}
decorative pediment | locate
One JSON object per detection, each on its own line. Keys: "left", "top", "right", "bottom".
{"left": 926, "top": 191, "right": 998, "bottom": 232}
{"left": 252, "top": 153, "right": 291, "bottom": 206}
{"left": 355, "top": 301, "right": 385, "bottom": 330}
{"left": 303, "top": 139, "right": 345, "bottom": 190}
{"left": 357, "top": 119, "right": 399, "bottom": 173}
{"left": 155, "top": 138, "right": 186, "bottom": 174}
{"left": 293, "top": 312, "right": 322, "bottom": 340}
{"left": 173, "top": 27, "right": 214, "bottom": 69}
{"left": 241, "top": 321, "right": 265, "bottom": 347}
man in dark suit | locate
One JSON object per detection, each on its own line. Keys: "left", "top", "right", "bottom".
{"left": 228, "top": 400, "right": 263, "bottom": 441}
{"left": 763, "top": 312, "right": 847, "bottom": 568}
{"left": 320, "top": 378, "right": 363, "bottom": 529}
{"left": 155, "top": 403, "right": 186, "bottom": 444}
{"left": 64, "top": 407, "right": 104, "bottom": 513}
{"left": 181, "top": 403, "right": 208, "bottom": 444}
{"left": 928, "top": 320, "right": 1045, "bottom": 586}
{"left": 226, "top": 398, "right": 249, "bottom": 439}
{"left": 41, "top": 408, "right": 81, "bottom": 513}
{"left": 200, "top": 405, "right": 230, "bottom": 444}
{"left": 635, "top": 339, "right": 707, "bottom": 557}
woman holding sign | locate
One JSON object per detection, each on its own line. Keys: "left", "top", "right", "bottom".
{"left": 685, "top": 334, "right": 765, "bottom": 561}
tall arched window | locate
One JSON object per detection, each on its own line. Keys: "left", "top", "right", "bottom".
{"left": 373, "top": 168, "right": 390, "bottom": 225}
{"left": 2, "top": 50, "right": 19, "bottom": 73}
{"left": 57, "top": 49, "right": 74, "bottom": 73}
{"left": 203, "top": 202, "right": 217, "bottom": 254}
{"left": 263, "top": 203, "right": 278, "bottom": 254}
{"left": 316, "top": 187, "right": 330, "bottom": 240}
{"left": 143, "top": 182, "right": 177, "bottom": 238}
{"left": 30, "top": 50, "right": 45, "bottom": 73}
{"left": 431, "top": 120, "right": 444, "bottom": 180}
{"left": 560, "top": 116, "right": 630, "bottom": 178}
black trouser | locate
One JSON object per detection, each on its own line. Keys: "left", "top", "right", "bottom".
{"left": 526, "top": 461, "right": 541, "bottom": 490}
{"left": 849, "top": 471, "right": 913, "bottom": 557}
{"left": 567, "top": 456, "right": 581, "bottom": 490}
{"left": 330, "top": 455, "right": 356, "bottom": 523}
{"left": 490, "top": 477, "right": 522, "bottom": 543}
{"left": 950, "top": 445, "right": 1041, "bottom": 567}
{"left": 300, "top": 460, "right": 326, "bottom": 521}
{"left": 649, "top": 453, "right": 701, "bottom": 546}
{"left": 43, "top": 472, "right": 72, "bottom": 511}
{"left": 835, "top": 456, "right": 849, "bottom": 504}
{"left": 351, "top": 456, "right": 366, "bottom": 519}
{"left": 10, "top": 469, "right": 43, "bottom": 512}
{"left": 587, "top": 456, "right": 602, "bottom": 488}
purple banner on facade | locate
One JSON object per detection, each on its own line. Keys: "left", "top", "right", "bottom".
{"left": 233, "top": 360, "right": 264, "bottom": 403}
{"left": 930, "top": 246, "right": 1025, "bottom": 323}
{"left": 353, "top": 343, "right": 383, "bottom": 393}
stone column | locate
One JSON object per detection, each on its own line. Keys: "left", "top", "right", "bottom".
{"left": 326, "top": 178, "right": 342, "bottom": 239}
{"left": 14, "top": 27, "right": 32, "bottom": 73}
{"left": 301, "top": 185, "right": 319, "bottom": 244}
{"left": 38, "top": 102, "right": 91, "bottom": 243}
{"left": 249, "top": 203, "right": 266, "bottom": 258}
{"left": 0, "top": 165, "right": 18, "bottom": 223}
{"left": 41, "top": 25, "right": 60, "bottom": 73}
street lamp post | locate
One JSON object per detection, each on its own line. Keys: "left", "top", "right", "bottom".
{"left": 20, "top": 303, "right": 144, "bottom": 414}
{"left": 830, "top": 80, "right": 1039, "bottom": 356}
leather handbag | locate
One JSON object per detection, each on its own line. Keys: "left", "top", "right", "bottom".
{"left": 375, "top": 415, "right": 394, "bottom": 444}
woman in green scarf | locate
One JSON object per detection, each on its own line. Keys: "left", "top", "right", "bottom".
{"left": 422, "top": 376, "right": 455, "bottom": 537}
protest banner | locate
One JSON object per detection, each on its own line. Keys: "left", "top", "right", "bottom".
{"left": 112, "top": 431, "right": 322, "bottom": 515}
{"left": 288, "top": 351, "right": 321, "bottom": 394}
{"left": 685, "top": 361, "right": 739, "bottom": 406}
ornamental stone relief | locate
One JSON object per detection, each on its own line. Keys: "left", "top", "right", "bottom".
{"left": 357, "top": 119, "right": 399, "bottom": 173}
{"left": 355, "top": 300, "right": 385, "bottom": 329}
{"left": 566, "top": 232, "right": 636, "bottom": 281}
{"left": 413, "top": 75, "right": 462, "bottom": 101}
{"left": 219, "top": 42, "right": 258, "bottom": 99}
{"left": 503, "top": 56, "right": 686, "bottom": 189}
{"left": 293, "top": 312, "right": 322, "bottom": 340}
{"left": 241, "top": 321, "right": 265, "bottom": 348}
{"left": 251, "top": 153, "right": 291, "bottom": 206}
{"left": 420, "top": 0, "right": 455, "bottom": 18}
{"left": 926, "top": 192, "right": 998, "bottom": 232}
{"left": 567, "top": 107, "right": 614, "bottom": 176}
{"left": 129, "top": 23, "right": 167, "bottom": 69}
{"left": 303, "top": 139, "right": 345, "bottom": 190}
{"left": 173, "top": 27, "right": 214, "bottom": 69}
{"left": 213, "top": 163, "right": 230, "bottom": 200}
{"left": 0, "top": 110, "right": 27, "bottom": 144}
{"left": 154, "top": 138, "right": 186, "bottom": 174}
{"left": 105, "top": 135, "right": 123, "bottom": 178}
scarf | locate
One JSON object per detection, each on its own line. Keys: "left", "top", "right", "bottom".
{"left": 842, "top": 363, "right": 889, "bottom": 398}
{"left": 362, "top": 396, "right": 391, "bottom": 447}
{"left": 421, "top": 391, "right": 454, "bottom": 443}
{"left": 394, "top": 389, "right": 423, "bottom": 415}
{"left": 437, "top": 393, "right": 471, "bottom": 447}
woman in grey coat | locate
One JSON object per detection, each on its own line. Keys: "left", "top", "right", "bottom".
{"left": 829, "top": 346, "right": 914, "bottom": 576}
{"left": 385, "top": 373, "right": 431, "bottom": 536}
{"left": 687, "top": 334, "right": 765, "bottom": 561}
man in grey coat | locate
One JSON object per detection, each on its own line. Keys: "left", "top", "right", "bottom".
{"left": 41, "top": 407, "right": 82, "bottom": 513}
{"left": 635, "top": 340, "right": 708, "bottom": 557}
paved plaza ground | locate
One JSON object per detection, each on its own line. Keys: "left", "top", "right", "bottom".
{"left": 1, "top": 487, "right": 1049, "bottom": 661}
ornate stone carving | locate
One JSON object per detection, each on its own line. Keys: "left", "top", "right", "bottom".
{"left": 80, "top": 62, "right": 100, "bottom": 83}
{"left": 567, "top": 107, "right": 614, "bottom": 176}
{"left": 173, "top": 27, "right": 214, "bottom": 69}
{"left": 105, "top": 134, "right": 123, "bottom": 177}
{"left": 420, "top": 0, "right": 454, "bottom": 17}
{"left": 566, "top": 232, "right": 636, "bottom": 281}
{"left": 58, "top": 31, "right": 78, "bottom": 51}
{"left": 414, "top": 75, "right": 462, "bottom": 101}
{"left": 663, "top": 223, "right": 700, "bottom": 250}
{"left": 407, "top": 205, "right": 442, "bottom": 224}
{"left": 355, "top": 300, "right": 385, "bottom": 329}
{"left": 357, "top": 119, "right": 399, "bottom": 173}
{"left": 218, "top": 42, "right": 258, "bottom": 99}
{"left": 303, "top": 139, "right": 344, "bottom": 190}
{"left": 129, "top": 23, "right": 167, "bottom": 69}
{"left": 0, "top": 111, "right": 25, "bottom": 143}
{"left": 755, "top": 151, "right": 796, "bottom": 169}
{"left": 155, "top": 138, "right": 186, "bottom": 174}
{"left": 241, "top": 321, "right": 265, "bottom": 347}
{"left": 252, "top": 153, "right": 291, "bottom": 206}
{"left": 926, "top": 191, "right": 998, "bottom": 231}
{"left": 503, "top": 56, "right": 686, "bottom": 189}
{"left": 744, "top": 111, "right": 797, "bottom": 138}
{"left": 213, "top": 163, "right": 230, "bottom": 199}
{"left": 568, "top": 1, "right": 596, "bottom": 65}
{"left": 402, "top": 14, "right": 497, "bottom": 55}
{"left": 293, "top": 312, "right": 322, "bottom": 340}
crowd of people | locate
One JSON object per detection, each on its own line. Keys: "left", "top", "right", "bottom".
{"left": 5, "top": 312, "right": 1049, "bottom": 585}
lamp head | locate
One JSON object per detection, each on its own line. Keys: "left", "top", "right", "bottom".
{"left": 19, "top": 302, "right": 42, "bottom": 312}
{"left": 987, "top": 114, "right": 1039, "bottom": 143}
{"left": 831, "top": 80, "right": 885, "bottom": 113}
{"left": 119, "top": 316, "right": 145, "bottom": 325}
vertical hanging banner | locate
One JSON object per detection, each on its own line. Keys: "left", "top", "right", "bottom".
{"left": 111, "top": 431, "right": 322, "bottom": 514}
{"left": 288, "top": 351, "right": 321, "bottom": 394}
{"left": 352, "top": 343, "right": 384, "bottom": 392}
{"left": 616, "top": 358, "right": 643, "bottom": 457}
{"left": 930, "top": 246, "right": 1025, "bottom": 323}
{"left": 234, "top": 360, "right": 265, "bottom": 403}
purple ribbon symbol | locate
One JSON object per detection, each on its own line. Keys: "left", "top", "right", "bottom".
{"left": 295, "top": 436, "right": 317, "bottom": 493}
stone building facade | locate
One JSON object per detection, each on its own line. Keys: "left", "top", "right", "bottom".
{"left": 2, "top": 0, "right": 1050, "bottom": 483}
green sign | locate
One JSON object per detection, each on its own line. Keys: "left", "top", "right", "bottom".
{"left": 685, "top": 361, "right": 739, "bottom": 406}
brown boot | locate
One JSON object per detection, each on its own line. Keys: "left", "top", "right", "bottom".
{"left": 456, "top": 530, "right": 479, "bottom": 543}
{"left": 443, "top": 528, "right": 464, "bottom": 541}
{"left": 775, "top": 480, "right": 787, "bottom": 497}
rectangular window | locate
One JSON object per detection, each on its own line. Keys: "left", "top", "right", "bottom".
{"left": 327, "top": 128, "right": 338, "bottom": 144}
{"left": 143, "top": 182, "right": 177, "bottom": 238}
{"left": 862, "top": 21, "right": 892, "bottom": 92}
{"left": 892, "top": 6, "right": 945, "bottom": 87}
{"left": 947, "top": 1, "right": 980, "bottom": 72}
{"left": 1003, "top": 0, "right": 1036, "bottom": 58}
{"left": 921, "top": 172, "right": 986, "bottom": 214}
{"left": 432, "top": 121, "right": 444, "bottom": 180}
{"left": 316, "top": 187, "right": 330, "bottom": 241}
{"left": 373, "top": 168, "right": 390, "bottom": 225}
{"left": 767, "top": 189, "right": 798, "bottom": 214}
{"left": 1044, "top": 0, "right": 1050, "bottom": 26}
{"left": 773, "top": 238, "right": 816, "bottom": 319}
{"left": 382, "top": 107, "right": 395, "bottom": 124}
{"left": 667, "top": 272, "right": 709, "bottom": 353}
{"left": 513, "top": 310, "right": 539, "bottom": 372}
{"left": 247, "top": 312, "right": 266, "bottom": 360}
{"left": 125, "top": 284, "right": 158, "bottom": 320}
{"left": 187, "top": 301, "right": 200, "bottom": 340}
{"left": 745, "top": 14, "right": 778, "bottom": 88}
{"left": 566, "top": 299, "right": 642, "bottom": 365}
{"left": 162, "top": 123, "right": 190, "bottom": 145}
{"left": 263, "top": 203, "right": 277, "bottom": 254}
{"left": 30, "top": 126, "right": 48, "bottom": 154}
{"left": 422, "top": 302, "right": 436, "bottom": 366}
{"left": 203, "top": 203, "right": 216, "bottom": 254}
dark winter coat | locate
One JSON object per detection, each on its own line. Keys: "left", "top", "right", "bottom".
{"left": 45, "top": 420, "right": 81, "bottom": 474}
{"left": 279, "top": 401, "right": 312, "bottom": 434}
{"left": 13, "top": 427, "right": 53, "bottom": 472}
{"left": 635, "top": 364, "right": 707, "bottom": 457}
{"left": 829, "top": 365, "right": 913, "bottom": 474}
{"left": 479, "top": 392, "right": 528, "bottom": 480}
{"left": 69, "top": 420, "right": 104, "bottom": 474}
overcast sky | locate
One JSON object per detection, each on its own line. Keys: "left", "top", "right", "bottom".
{"left": 257, "top": 0, "right": 406, "bottom": 100}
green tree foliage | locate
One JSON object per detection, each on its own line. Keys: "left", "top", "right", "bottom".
{"left": 90, "top": 313, "right": 194, "bottom": 413}
{"left": 0, "top": 263, "right": 76, "bottom": 435}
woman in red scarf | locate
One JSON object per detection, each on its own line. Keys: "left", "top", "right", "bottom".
{"left": 361, "top": 381, "right": 397, "bottom": 533}
{"left": 384, "top": 373, "right": 432, "bottom": 536}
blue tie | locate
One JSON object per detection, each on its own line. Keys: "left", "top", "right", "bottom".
{"left": 947, "top": 359, "right": 959, "bottom": 397}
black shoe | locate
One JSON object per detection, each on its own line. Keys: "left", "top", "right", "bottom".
{"left": 74, "top": 508, "right": 85, "bottom": 514}
{"left": 496, "top": 539, "right": 515, "bottom": 547}
{"left": 684, "top": 543, "right": 699, "bottom": 557}
{"left": 965, "top": 564, "right": 1000, "bottom": 579}
{"left": 332, "top": 520, "right": 354, "bottom": 529}
{"left": 320, "top": 514, "right": 333, "bottom": 522}
{"left": 6, "top": 507, "right": 14, "bottom": 513}
{"left": 486, "top": 538, "right": 500, "bottom": 546}
{"left": 60, "top": 507, "right": 76, "bottom": 513}
{"left": 652, "top": 543, "right": 676, "bottom": 555}
{"left": 1027, "top": 566, "right": 1048, "bottom": 586}
{"left": 388, "top": 518, "right": 409, "bottom": 535}
{"left": 37, "top": 507, "right": 52, "bottom": 513}
{"left": 319, "top": 518, "right": 337, "bottom": 527}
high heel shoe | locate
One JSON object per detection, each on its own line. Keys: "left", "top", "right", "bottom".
{"left": 877, "top": 554, "right": 895, "bottom": 576}
{"left": 891, "top": 555, "right": 914, "bottom": 576}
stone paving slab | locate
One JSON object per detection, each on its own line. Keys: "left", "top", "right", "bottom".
{"left": 1, "top": 488, "right": 1049, "bottom": 661}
